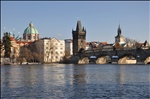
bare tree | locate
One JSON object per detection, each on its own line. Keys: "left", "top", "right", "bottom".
{"left": 28, "top": 40, "right": 43, "bottom": 62}
{"left": 124, "top": 37, "right": 139, "bottom": 48}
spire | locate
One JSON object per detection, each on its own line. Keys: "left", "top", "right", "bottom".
{"left": 76, "top": 20, "right": 82, "bottom": 31}
{"left": 82, "top": 27, "right": 84, "bottom": 31}
{"left": 117, "top": 24, "right": 121, "bottom": 36}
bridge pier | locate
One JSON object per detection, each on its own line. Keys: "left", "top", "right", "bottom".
{"left": 118, "top": 56, "right": 136, "bottom": 64}
{"left": 144, "top": 57, "right": 150, "bottom": 64}
{"left": 96, "top": 56, "right": 107, "bottom": 64}
{"left": 78, "top": 57, "right": 89, "bottom": 64}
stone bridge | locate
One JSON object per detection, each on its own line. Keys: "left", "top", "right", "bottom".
{"left": 78, "top": 48, "right": 150, "bottom": 64}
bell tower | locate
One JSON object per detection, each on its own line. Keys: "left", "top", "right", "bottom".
{"left": 72, "top": 20, "right": 86, "bottom": 55}
{"left": 115, "top": 25, "right": 125, "bottom": 44}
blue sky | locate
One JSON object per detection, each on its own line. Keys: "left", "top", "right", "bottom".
{"left": 1, "top": 1, "right": 149, "bottom": 43}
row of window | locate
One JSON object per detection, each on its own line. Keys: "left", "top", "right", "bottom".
{"left": 45, "top": 47, "right": 64, "bottom": 50}
{"left": 45, "top": 51, "right": 64, "bottom": 54}
{"left": 46, "top": 43, "right": 64, "bottom": 45}
{"left": 28, "top": 36, "right": 36, "bottom": 39}
{"left": 45, "top": 55, "right": 63, "bottom": 59}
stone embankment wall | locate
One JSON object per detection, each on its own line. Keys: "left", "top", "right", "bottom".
{"left": 69, "top": 56, "right": 80, "bottom": 64}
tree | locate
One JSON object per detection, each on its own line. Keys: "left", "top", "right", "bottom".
{"left": 2, "top": 32, "right": 11, "bottom": 58}
{"left": 125, "top": 37, "right": 139, "bottom": 48}
{"left": 28, "top": 40, "right": 43, "bottom": 62}
{"left": 114, "top": 43, "right": 122, "bottom": 49}
{"left": 19, "top": 46, "right": 32, "bottom": 63}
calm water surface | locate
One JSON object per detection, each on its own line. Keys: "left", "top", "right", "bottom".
{"left": 1, "top": 64, "right": 150, "bottom": 99}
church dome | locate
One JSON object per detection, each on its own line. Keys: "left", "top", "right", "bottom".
{"left": 23, "top": 22, "right": 38, "bottom": 34}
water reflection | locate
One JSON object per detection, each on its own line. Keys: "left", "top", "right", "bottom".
{"left": 85, "top": 64, "right": 119, "bottom": 84}
{"left": 1, "top": 64, "right": 150, "bottom": 99}
{"left": 118, "top": 65, "right": 150, "bottom": 84}
{"left": 72, "top": 65, "right": 87, "bottom": 98}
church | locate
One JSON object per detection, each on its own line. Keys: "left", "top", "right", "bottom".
{"left": 23, "top": 22, "right": 39, "bottom": 41}
{"left": 115, "top": 25, "right": 125, "bottom": 46}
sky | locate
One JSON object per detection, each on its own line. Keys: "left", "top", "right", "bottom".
{"left": 1, "top": 1, "right": 150, "bottom": 43}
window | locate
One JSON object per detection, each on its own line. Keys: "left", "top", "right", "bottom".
{"left": 28, "top": 36, "right": 30, "bottom": 40}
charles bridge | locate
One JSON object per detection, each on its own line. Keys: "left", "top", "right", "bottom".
{"left": 78, "top": 47, "right": 150, "bottom": 64}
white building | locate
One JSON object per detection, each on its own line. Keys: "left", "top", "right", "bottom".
{"left": 37, "top": 38, "right": 65, "bottom": 63}
{"left": 65, "top": 39, "right": 73, "bottom": 56}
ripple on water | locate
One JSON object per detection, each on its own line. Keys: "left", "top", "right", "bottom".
{"left": 1, "top": 64, "right": 150, "bottom": 99}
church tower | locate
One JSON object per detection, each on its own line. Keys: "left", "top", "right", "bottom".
{"left": 72, "top": 20, "right": 86, "bottom": 55}
{"left": 115, "top": 25, "right": 125, "bottom": 44}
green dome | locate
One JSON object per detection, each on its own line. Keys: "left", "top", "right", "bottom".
{"left": 24, "top": 22, "right": 38, "bottom": 34}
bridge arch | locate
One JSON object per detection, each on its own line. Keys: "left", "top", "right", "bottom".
{"left": 144, "top": 56, "right": 150, "bottom": 64}
{"left": 118, "top": 54, "right": 136, "bottom": 60}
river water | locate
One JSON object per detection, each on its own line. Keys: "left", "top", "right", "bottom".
{"left": 1, "top": 64, "right": 150, "bottom": 99}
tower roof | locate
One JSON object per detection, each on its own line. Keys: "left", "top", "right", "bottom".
{"left": 116, "top": 24, "right": 122, "bottom": 37}
{"left": 23, "top": 22, "right": 38, "bottom": 34}
{"left": 76, "top": 20, "right": 82, "bottom": 31}
{"left": 118, "top": 24, "right": 121, "bottom": 33}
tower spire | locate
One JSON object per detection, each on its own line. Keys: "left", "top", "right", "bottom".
{"left": 117, "top": 24, "right": 121, "bottom": 36}
{"left": 76, "top": 20, "right": 82, "bottom": 31}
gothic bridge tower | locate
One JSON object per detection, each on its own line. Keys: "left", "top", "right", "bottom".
{"left": 72, "top": 20, "right": 86, "bottom": 55}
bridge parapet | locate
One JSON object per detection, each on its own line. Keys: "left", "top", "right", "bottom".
{"left": 80, "top": 48, "right": 150, "bottom": 63}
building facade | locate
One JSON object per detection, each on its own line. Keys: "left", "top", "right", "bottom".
{"left": 23, "top": 22, "right": 39, "bottom": 41}
{"left": 72, "top": 20, "right": 86, "bottom": 55}
{"left": 37, "top": 38, "right": 65, "bottom": 63}
{"left": 65, "top": 39, "right": 73, "bottom": 56}
{"left": 1, "top": 34, "right": 32, "bottom": 64}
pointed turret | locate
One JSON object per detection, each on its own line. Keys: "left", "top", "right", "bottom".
{"left": 82, "top": 27, "right": 84, "bottom": 30}
{"left": 117, "top": 24, "right": 121, "bottom": 36}
{"left": 76, "top": 20, "right": 82, "bottom": 32}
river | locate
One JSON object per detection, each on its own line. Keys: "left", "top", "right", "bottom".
{"left": 1, "top": 64, "right": 150, "bottom": 99}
